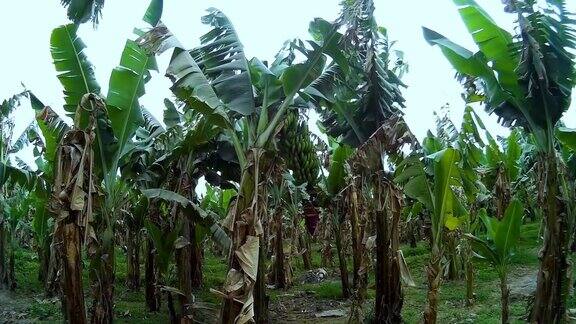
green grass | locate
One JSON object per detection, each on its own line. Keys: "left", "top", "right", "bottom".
{"left": 3, "top": 222, "right": 575, "bottom": 323}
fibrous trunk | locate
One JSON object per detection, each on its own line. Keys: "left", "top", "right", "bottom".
{"left": 348, "top": 180, "right": 367, "bottom": 323}
{"left": 300, "top": 230, "right": 312, "bottom": 270}
{"left": 126, "top": 227, "right": 141, "bottom": 291}
{"left": 0, "top": 223, "right": 6, "bottom": 289}
{"left": 423, "top": 247, "right": 441, "bottom": 324}
{"left": 61, "top": 221, "right": 87, "bottom": 324}
{"left": 465, "top": 256, "right": 474, "bottom": 306}
{"left": 176, "top": 210, "right": 193, "bottom": 323}
{"left": 89, "top": 242, "right": 115, "bottom": 324}
{"left": 190, "top": 221, "right": 203, "bottom": 289}
{"left": 374, "top": 180, "right": 403, "bottom": 323}
{"left": 530, "top": 154, "right": 570, "bottom": 323}
{"left": 8, "top": 248, "right": 15, "bottom": 291}
{"left": 271, "top": 210, "right": 288, "bottom": 289}
{"left": 45, "top": 239, "right": 61, "bottom": 297}
{"left": 220, "top": 149, "right": 268, "bottom": 324}
{"left": 333, "top": 213, "right": 350, "bottom": 298}
{"left": 500, "top": 272, "right": 509, "bottom": 324}
{"left": 38, "top": 235, "right": 52, "bottom": 284}
{"left": 145, "top": 237, "right": 160, "bottom": 311}
{"left": 50, "top": 127, "right": 97, "bottom": 324}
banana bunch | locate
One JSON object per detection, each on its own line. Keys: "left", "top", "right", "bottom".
{"left": 279, "top": 109, "right": 321, "bottom": 190}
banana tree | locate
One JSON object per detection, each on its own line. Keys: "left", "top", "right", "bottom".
{"left": 320, "top": 140, "right": 354, "bottom": 298}
{"left": 25, "top": 92, "right": 71, "bottom": 292}
{"left": 201, "top": 184, "right": 236, "bottom": 258}
{"left": 424, "top": 1, "right": 575, "bottom": 320}
{"left": 268, "top": 169, "right": 309, "bottom": 289}
{"left": 346, "top": 116, "right": 416, "bottom": 323}
{"left": 1, "top": 188, "right": 32, "bottom": 291}
{"left": 60, "top": 0, "right": 105, "bottom": 25}
{"left": 141, "top": 8, "right": 344, "bottom": 322}
{"left": 395, "top": 145, "right": 466, "bottom": 324}
{"left": 48, "top": 0, "right": 164, "bottom": 321}
{"left": 436, "top": 106, "right": 490, "bottom": 302}
{"left": 121, "top": 95, "right": 236, "bottom": 321}
{"left": 481, "top": 129, "right": 522, "bottom": 220}
{"left": 0, "top": 92, "right": 37, "bottom": 290}
{"left": 141, "top": 187, "right": 232, "bottom": 322}
{"left": 465, "top": 200, "right": 523, "bottom": 324}
{"left": 302, "top": 0, "right": 411, "bottom": 320}
{"left": 123, "top": 192, "right": 146, "bottom": 291}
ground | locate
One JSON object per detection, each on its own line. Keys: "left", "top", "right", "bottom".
{"left": 1, "top": 222, "right": 575, "bottom": 323}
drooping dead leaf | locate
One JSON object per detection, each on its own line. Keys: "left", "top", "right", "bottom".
{"left": 235, "top": 291, "right": 255, "bottom": 324}
{"left": 398, "top": 250, "right": 416, "bottom": 287}
{"left": 223, "top": 269, "right": 245, "bottom": 293}
{"left": 235, "top": 236, "right": 260, "bottom": 282}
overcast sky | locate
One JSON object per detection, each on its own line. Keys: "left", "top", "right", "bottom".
{"left": 2, "top": 0, "right": 575, "bottom": 164}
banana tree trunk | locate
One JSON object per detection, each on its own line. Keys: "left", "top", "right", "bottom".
{"left": 8, "top": 248, "right": 15, "bottom": 291}
{"left": 530, "top": 154, "right": 570, "bottom": 323}
{"left": 423, "top": 247, "right": 441, "bottom": 324}
{"left": 176, "top": 211, "right": 193, "bottom": 323}
{"left": 89, "top": 242, "right": 115, "bottom": 324}
{"left": 374, "top": 181, "right": 403, "bottom": 323}
{"left": 333, "top": 215, "right": 351, "bottom": 298}
{"left": 145, "top": 237, "right": 160, "bottom": 311}
{"left": 348, "top": 181, "right": 367, "bottom": 324}
{"left": 190, "top": 221, "right": 203, "bottom": 289}
{"left": 465, "top": 256, "right": 474, "bottom": 307}
{"left": 350, "top": 193, "right": 361, "bottom": 291}
{"left": 300, "top": 231, "right": 312, "bottom": 270}
{"left": 465, "top": 206, "right": 477, "bottom": 306}
{"left": 45, "top": 239, "right": 61, "bottom": 298}
{"left": 38, "top": 235, "right": 52, "bottom": 283}
{"left": 221, "top": 149, "right": 268, "bottom": 324}
{"left": 272, "top": 210, "right": 287, "bottom": 289}
{"left": 62, "top": 220, "right": 87, "bottom": 324}
{"left": 255, "top": 236, "right": 269, "bottom": 324}
{"left": 495, "top": 166, "right": 510, "bottom": 220}
{"left": 126, "top": 228, "right": 141, "bottom": 291}
{"left": 409, "top": 222, "right": 418, "bottom": 248}
{"left": 0, "top": 223, "right": 6, "bottom": 289}
{"left": 500, "top": 272, "right": 509, "bottom": 324}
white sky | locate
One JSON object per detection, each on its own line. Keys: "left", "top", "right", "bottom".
{"left": 1, "top": 0, "right": 576, "bottom": 164}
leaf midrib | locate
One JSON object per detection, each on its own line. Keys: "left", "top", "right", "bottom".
{"left": 437, "top": 150, "right": 457, "bottom": 242}
{"left": 63, "top": 25, "right": 91, "bottom": 101}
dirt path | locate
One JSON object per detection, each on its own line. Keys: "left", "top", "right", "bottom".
{"left": 0, "top": 290, "right": 34, "bottom": 323}
{"left": 269, "top": 290, "right": 349, "bottom": 323}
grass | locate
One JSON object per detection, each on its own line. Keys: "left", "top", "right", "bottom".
{"left": 3, "top": 222, "right": 575, "bottom": 323}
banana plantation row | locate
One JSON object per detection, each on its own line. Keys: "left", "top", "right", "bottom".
{"left": 0, "top": 0, "right": 575, "bottom": 323}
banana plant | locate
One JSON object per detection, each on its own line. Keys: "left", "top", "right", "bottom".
{"left": 201, "top": 185, "right": 236, "bottom": 221}
{"left": 395, "top": 145, "right": 466, "bottom": 324}
{"left": 60, "top": 0, "right": 105, "bottom": 25}
{"left": 424, "top": 1, "right": 576, "bottom": 320}
{"left": 440, "top": 106, "right": 489, "bottom": 302}
{"left": 555, "top": 127, "right": 576, "bottom": 253}
{"left": 142, "top": 188, "right": 231, "bottom": 254}
{"left": 465, "top": 200, "right": 523, "bottom": 324}
{"left": 48, "top": 0, "right": 164, "bottom": 321}
{"left": 267, "top": 169, "right": 309, "bottom": 289}
{"left": 481, "top": 129, "right": 522, "bottom": 220}
{"left": 321, "top": 140, "right": 354, "bottom": 298}
{"left": 0, "top": 189, "right": 32, "bottom": 291}
{"left": 140, "top": 185, "right": 232, "bottom": 322}
{"left": 0, "top": 92, "right": 38, "bottom": 290}
{"left": 302, "top": 0, "right": 411, "bottom": 320}
{"left": 141, "top": 8, "right": 344, "bottom": 322}
{"left": 25, "top": 92, "right": 71, "bottom": 290}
